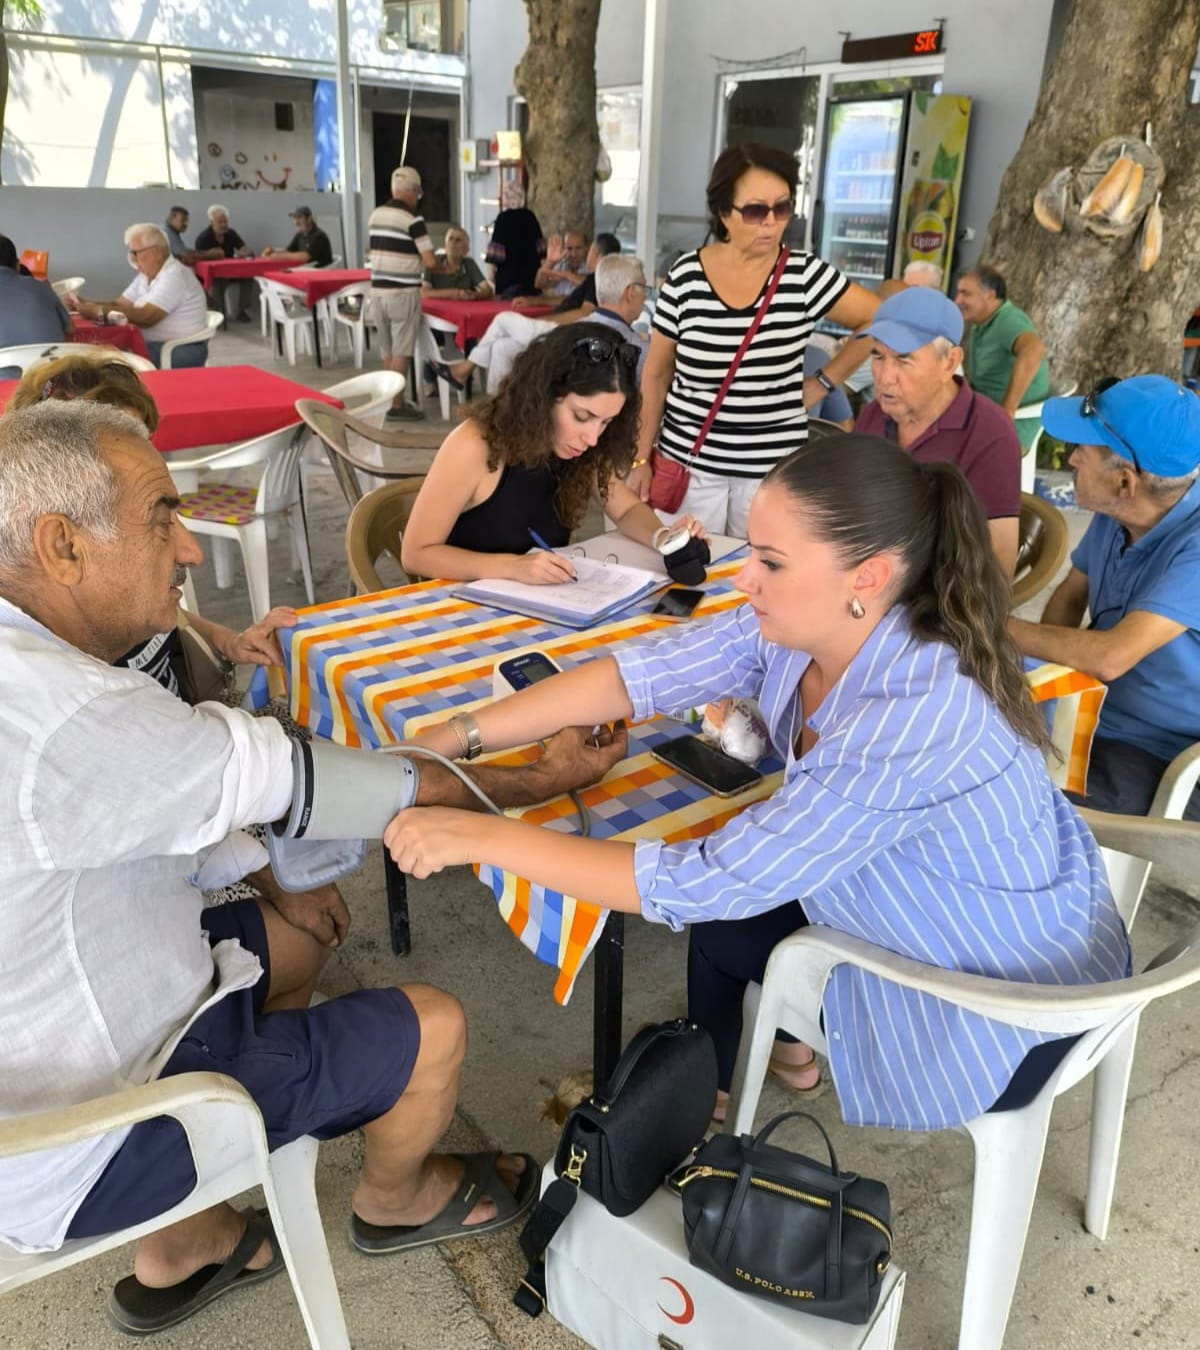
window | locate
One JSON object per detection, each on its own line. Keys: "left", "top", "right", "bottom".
{"left": 381, "top": 0, "right": 464, "bottom": 55}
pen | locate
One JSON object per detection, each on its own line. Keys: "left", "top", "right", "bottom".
{"left": 528, "top": 527, "right": 577, "bottom": 582}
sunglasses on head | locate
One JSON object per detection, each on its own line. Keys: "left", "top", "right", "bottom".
{"left": 1081, "top": 376, "right": 1141, "bottom": 471}
{"left": 729, "top": 198, "right": 794, "bottom": 225}
{"left": 572, "top": 336, "right": 641, "bottom": 371}
{"left": 40, "top": 360, "right": 139, "bottom": 402}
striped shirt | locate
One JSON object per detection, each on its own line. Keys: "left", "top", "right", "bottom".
{"left": 613, "top": 604, "right": 1131, "bottom": 1131}
{"left": 652, "top": 249, "right": 848, "bottom": 479}
{"left": 367, "top": 198, "right": 430, "bottom": 290}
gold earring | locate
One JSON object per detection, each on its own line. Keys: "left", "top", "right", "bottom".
{"left": 849, "top": 596, "right": 865, "bottom": 619}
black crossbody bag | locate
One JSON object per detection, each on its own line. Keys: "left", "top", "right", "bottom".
{"left": 514, "top": 1018, "right": 717, "bottom": 1317}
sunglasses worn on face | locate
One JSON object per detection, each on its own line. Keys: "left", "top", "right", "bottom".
{"left": 729, "top": 199, "right": 794, "bottom": 225}
{"left": 572, "top": 336, "right": 641, "bottom": 371}
{"left": 1082, "top": 376, "right": 1141, "bottom": 471}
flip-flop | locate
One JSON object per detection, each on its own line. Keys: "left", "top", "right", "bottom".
{"left": 432, "top": 361, "right": 467, "bottom": 391}
{"left": 107, "top": 1206, "right": 283, "bottom": 1336}
{"left": 350, "top": 1151, "right": 538, "bottom": 1256}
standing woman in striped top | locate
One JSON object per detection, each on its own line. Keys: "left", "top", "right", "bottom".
{"left": 629, "top": 143, "right": 880, "bottom": 536}
{"left": 387, "top": 436, "right": 1132, "bottom": 1134}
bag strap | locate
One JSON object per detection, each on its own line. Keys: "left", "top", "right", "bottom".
{"left": 513, "top": 1175, "right": 578, "bottom": 1317}
{"left": 750, "top": 1109, "right": 841, "bottom": 1175}
{"left": 598, "top": 1017, "right": 691, "bottom": 1102}
{"left": 681, "top": 246, "right": 790, "bottom": 463}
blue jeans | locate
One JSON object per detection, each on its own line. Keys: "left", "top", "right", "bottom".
{"left": 147, "top": 339, "right": 207, "bottom": 369}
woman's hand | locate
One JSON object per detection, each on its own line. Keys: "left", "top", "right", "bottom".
{"left": 507, "top": 550, "right": 578, "bottom": 585}
{"left": 216, "top": 607, "right": 300, "bottom": 666}
{"left": 385, "top": 806, "right": 481, "bottom": 878}
{"left": 672, "top": 514, "right": 710, "bottom": 543}
{"left": 626, "top": 461, "right": 652, "bottom": 502}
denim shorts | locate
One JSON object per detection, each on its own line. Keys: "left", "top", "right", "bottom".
{"left": 66, "top": 900, "right": 420, "bottom": 1239}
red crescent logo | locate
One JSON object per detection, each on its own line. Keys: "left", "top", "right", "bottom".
{"left": 657, "top": 1276, "right": 695, "bottom": 1325}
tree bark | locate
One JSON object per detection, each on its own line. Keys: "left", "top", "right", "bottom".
{"left": 982, "top": 0, "right": 1200, "bottom": 389}
{"left": 514, "top": 0, "right": 602, "bottom": 239}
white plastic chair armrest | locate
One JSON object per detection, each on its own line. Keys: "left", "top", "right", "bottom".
{"left": 1080, "top": 807, "right": 1200, "bottom": 875}
{"left": 1148, "top": 741, "right": 1200, "bottom": 818}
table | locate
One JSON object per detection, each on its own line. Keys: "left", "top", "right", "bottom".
{"left": 71, "top": 318, "right": 150, "bottom": 360}
{"left": 193, "top": 257, "right": 293, "bottom": 292}
{"left": 260, "top": 571, "right": 1106, "bottom": 1084}
{"left": 421, "top": 296, "right": 554, "bottom": 350}
{"left": 265, "top": 268, "right": 370, "bottom": 366}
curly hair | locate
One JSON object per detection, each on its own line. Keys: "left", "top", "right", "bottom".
{"left": 467, "top": 322, "right": 640, "bottom": 530}
{"left": 765, "top": 436, "right": 1051, "bottom": 753}
{"left": 6, "top": 353, "right": 160, "bottom": 432}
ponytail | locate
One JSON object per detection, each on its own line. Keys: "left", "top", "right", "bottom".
{"left": 765, "top": 437, "right": 1050, "bottom": 753}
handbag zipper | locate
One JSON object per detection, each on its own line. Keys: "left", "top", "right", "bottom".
{"left": 677, "top": 1165, "right": 892, "bottom": 1246}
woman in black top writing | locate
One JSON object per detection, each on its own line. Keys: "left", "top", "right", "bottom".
{"left": 401, "top": 322, "right": 704, "bottom": 584}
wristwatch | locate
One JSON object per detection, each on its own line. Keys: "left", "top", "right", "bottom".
{"left": 813, "top": 368, "right": 837, "bottom": 394}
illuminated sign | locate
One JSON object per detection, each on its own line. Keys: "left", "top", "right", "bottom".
{"left": 841, "top": 29, "right": 944, "bottom": 63}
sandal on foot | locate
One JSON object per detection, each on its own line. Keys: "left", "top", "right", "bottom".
{"left": 349, "top": 1151, "right": 538, "bottom": 1256}
{"left": 107, "top": 1206, "right": 282, "bottom": 1336}
{"left": 432, "top": 361, "right": 467, "bottom": 391}
{"left": 768, "top": 1052, "right": 824, "bottom": 1095}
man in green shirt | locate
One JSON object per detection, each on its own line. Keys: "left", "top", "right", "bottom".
{"left": 421, "top": 225, "right": 492, "bottom": 299}
{"left": 955, "top": 263, "right": 1050, "bottom": 417}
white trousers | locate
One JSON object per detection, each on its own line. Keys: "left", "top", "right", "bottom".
{"left": 470, "top": 312, "right": 556, "bottom": 390}
{"left": 676, "top": 464, "right": 760, "bottom": 538}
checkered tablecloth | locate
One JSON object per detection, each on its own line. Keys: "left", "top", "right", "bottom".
{"left": 256, "top": 575, "right": 1106, "bottom": 1006}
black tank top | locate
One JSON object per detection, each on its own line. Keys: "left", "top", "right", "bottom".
{"left": 446, "top": 461, "right": 570, "bottom": 555}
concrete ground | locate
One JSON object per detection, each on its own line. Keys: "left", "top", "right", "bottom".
{"left": 4, "top": 325, "right": 1199, "bottom": 1350}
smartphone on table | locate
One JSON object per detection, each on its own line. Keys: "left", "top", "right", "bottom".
{"left": 650, "top": 734, "right": 763, "bottom": 797}
{"left": 650, "top": 587, "right": 705, "bottom": 620}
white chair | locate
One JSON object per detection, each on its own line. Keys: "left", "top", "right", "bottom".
{"left": 0, "top": 342, "right": 155, "bottom": 373}
{"left": 260, "top": 280, "right": 329, "bottom": 367}
{"left": 171, "top": 424, "right": 314, "bottom": 620}
{"left": 416, "top": 314, "right": 467, "bottom": 419}
{"left": 1014, "top": 379, "right": 1078, "bottom": 494}
{"left": 299, "top": 372, "right": 405, "bottom": 492}
{"left": 160, "top": 312, "right": 225, "bottom": 370}
{"left": 0, "top": 1072, "right": 349, "bottom": 1348}
{"left": 1148, "top": 742, "right": 1200, "bottom": 818}
{"left": 327, "top": 282, "right": 372, "bottom": 368}
{"left": 50, "top": 276, "right": 85, "bottom": 297}
{"left": 728, "top": 825, "right": 1200, "bottom": 1350}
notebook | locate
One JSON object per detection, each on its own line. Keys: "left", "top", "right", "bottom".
{"left": 571, "top": 529, "right": 746, "bottom": 577}
{"left": 456, "top": 554, "right": 662, "bottom": 628}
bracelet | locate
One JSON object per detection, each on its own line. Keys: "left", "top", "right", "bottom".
{"left": 448, "top": 712, "right": 483, "bottom": 760}
{"left": 814, "top": 368, "right": 837, "bottom": 394}
{"left": 630, "top": 457, "right": 649, "bottom": 469}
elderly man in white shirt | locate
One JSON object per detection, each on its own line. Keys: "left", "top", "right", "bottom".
{"left": 65, "top": 223, "right": 210, "bottom": 367}
{"left": 0, "top": 402, "right": 625, "bottom": 1335}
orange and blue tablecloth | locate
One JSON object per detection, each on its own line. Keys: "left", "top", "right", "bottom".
{"left": 256, "top": 574, "right": 1106, "bottom": 1006}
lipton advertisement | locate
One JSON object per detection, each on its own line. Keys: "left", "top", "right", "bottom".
{"left": 896, "top": 94, "right": 971, "bottom": 288}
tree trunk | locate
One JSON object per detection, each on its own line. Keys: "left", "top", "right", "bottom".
{"left": 982, "top": 0, "right": 1200, "bottom": 389}
{"left": 514, "top": 0, "right": 601, "bottom": 239}
{"left": 0, "top": 5, "right": 10, "bottom": 188}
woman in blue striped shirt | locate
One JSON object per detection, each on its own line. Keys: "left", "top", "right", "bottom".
{"left": 388, "top": 436, "right": 1131, "bottom": 1132}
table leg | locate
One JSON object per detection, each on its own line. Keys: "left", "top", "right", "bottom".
{"left": 592, "top": 913, "right": 625, "bottom": 1089}
{"left": 383, "top": 852, "right": 412, "bottom": 956}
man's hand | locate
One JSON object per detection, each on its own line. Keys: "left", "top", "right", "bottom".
{"left": 543, "top": 233, "right": 565, "bottom": 266}
{"left": 384, "top": 806, "right": 479, "bottom": 878}
{"left": 216, "top": 607, "right": 299, "bottom": 666}
{"left": 535, "top": 722, "right": 628, "bottom": 796}
{"left": 268, "top": 883, "right": 351, "bottom": 948}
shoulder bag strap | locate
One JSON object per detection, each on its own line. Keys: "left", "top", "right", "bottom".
{"left": 683, "top": 245, "right": 790, "bottom": 462}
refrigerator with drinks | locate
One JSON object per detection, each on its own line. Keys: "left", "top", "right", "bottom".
{"left": 812, "top": 91, "right": 971, "bottom": 294}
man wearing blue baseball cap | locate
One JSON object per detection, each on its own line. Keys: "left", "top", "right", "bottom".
{"left": 856, "top": 287, "right": 1021, "bottom": 573}
{"left": 1010, "top": 375, "right": 1200, "bottom": 818}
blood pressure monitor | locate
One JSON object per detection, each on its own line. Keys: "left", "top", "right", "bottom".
{"left": 493, "top": 648, "right": 564, "bottom": 700}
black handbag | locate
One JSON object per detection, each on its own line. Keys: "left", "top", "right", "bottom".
{"left": 672, "top": 1110, "right": 892, "bottom": 1325}
{"left": 514, "top": 1018, "right": 718, "bottom": 1317}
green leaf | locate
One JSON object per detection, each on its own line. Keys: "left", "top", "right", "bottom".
{"left": 930, "top": 145, "right": 959, "bottom": 181}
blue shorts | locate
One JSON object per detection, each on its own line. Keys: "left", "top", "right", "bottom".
{"left": 66, "top": 900, "right": 420, "bottom": 1240}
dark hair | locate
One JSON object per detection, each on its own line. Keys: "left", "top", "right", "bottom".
{"left": 468, "top": 321, "right": 640, "bottom": 529}
{"left": 964, "top": 263, "right": 1007, "bottom": 301}
{"left": 167, "top": 205, "right": 188, "bottom": 217}
{"left": 706, "top": 142, "right": 798, "bottom": 242}
{"left": 0, "top": 234, "right": 17, "bottom": 270}
{"left": 594, "top": 232, "right": 621, "bottom": 258}
{"left": 6, "top": 354, "right": 160, "bottom": 432}
{"left": 764, "top": 435, "right": 1050, "bottom": 752}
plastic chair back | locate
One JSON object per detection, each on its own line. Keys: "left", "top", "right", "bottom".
{"left": 345, "top": 478, "right": 427, "bottom": 592}
{"left": 0, "top": 343, "right": 155, "bottom": 374}
{"left": 50, "top": 276, "right": 85, "bottom": 297}
{"left": 1012, "top": 491, "right": 1068, "bottom": 607}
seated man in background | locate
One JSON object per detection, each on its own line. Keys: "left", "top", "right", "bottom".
{"left": 855, "top": 287, "right": 1020, "bottom": 574}
{"left": 261, "top": 205, "right": 333, "bottom": 268}
{"left": 955, "top": 262, "right": 1049, "bottom": 421}
{"left": 516, "top": 231, "right": 622, "bottom": 318}
{"left": 195, "top": 203, "right": 255, "bottom": 322}
{"left": 903, "top": 259, "right": 943, "bottom": 288}
{"left": 436, "top": 250, "right": 648, "bottom": 391}
{"left": 0, "top": 232, "right": 70, "bottom": 368}
{"left": 422, "top": 225, "right": 493, "bottom": 299}
{"left": 163, "top": 207, "right": 200, "bottom": 268}
{"left": 0, "top": 401, "right": 626, "bottom": 1334}
{"left": 1009, "top": 375, "right": 1200, "bottom": 818}
{"left": 64, "top": 224, "right": 210, "bottom": 368}
{"left": 532, "top": 229, "right": 590, "bottom": 297}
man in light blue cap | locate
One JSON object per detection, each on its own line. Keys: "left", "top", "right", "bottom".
{"left": 1010, "top": 375, "right": 1200, "bottom": 817}
{"left": 856, "top": 286, "right": 1022, "bottom": 573}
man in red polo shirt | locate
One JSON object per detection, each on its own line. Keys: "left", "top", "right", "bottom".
{"left": 855, "top": 288, "right": 1020, "bottom": 574}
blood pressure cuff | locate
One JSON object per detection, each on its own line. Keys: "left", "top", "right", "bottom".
{"left": 266, "top": 737, "right": 420, "bottom": 893}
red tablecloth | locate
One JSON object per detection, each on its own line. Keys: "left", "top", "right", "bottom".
{"left": 194, "top": 257, "right": 294, "bottom": 292}
{"left": 70, "top": 318, "right": 151, "bottom": 359}
{"left": 421, "top": 297, "right": 554, "bottom": 349}
{"left": 266, "top": 268, "right": 370, "bottom": 307}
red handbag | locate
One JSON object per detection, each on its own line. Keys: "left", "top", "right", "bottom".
{"left": 648, "top": 247, "right": 790, "bottom": 514}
